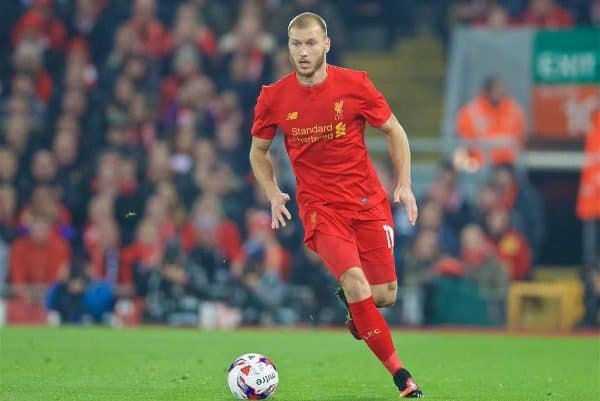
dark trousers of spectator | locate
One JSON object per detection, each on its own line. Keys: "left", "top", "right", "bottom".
{"left": 46, "top": 281, "right": 115, "bottom": 324}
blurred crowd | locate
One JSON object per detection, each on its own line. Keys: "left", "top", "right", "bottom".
{"left": 387, "top": 161, "right": 545, "bottom": 326}
{"left": 453, "top": 0, "right": 598, "bottom": 29}
{"left": 0, "top": 0, "right": 583, "bottom": 327}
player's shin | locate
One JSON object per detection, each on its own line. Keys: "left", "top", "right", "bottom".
{"left": 347, "top": 296, "right": 403, "bottom": 375}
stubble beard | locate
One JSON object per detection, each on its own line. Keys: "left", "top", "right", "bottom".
{"left": 291, "top": 50, "right": 326, "bottom": 78}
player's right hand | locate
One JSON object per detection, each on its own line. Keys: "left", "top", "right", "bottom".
{"left": 269, "top": 192, "right": 292, "bottom": 229}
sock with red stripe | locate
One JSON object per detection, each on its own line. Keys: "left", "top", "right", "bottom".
{"left": 348, "top": 296, "right": 403, "bottom": 375}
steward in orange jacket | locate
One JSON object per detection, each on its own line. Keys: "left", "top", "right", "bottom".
{"left": 457, "top": 75, "right": 526, "bottom": 167}
{"left": 577, "top": 109, "right": 600, "bottom": 220}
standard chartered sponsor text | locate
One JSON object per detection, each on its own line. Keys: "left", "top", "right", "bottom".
{"left": 291, "top": 123, "right": 333, "bottom": 136}
{"left": 290, "top": 123, "right": 335, "bottom": 143}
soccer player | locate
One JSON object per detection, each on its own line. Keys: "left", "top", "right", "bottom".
{"left": 249, "top": 12, "right": 423, "bottom": 398}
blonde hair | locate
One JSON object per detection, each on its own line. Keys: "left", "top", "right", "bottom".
{"left": 287, "top": 12, "right": 327, "bottom": 37}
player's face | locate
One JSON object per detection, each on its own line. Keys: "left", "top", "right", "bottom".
{"left": 288, "top": 25, "right": 330, "bottom": 78}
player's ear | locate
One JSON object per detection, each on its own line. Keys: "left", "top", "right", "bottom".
{"left": 325, "top": 36, "right": 331, "bottom": 53}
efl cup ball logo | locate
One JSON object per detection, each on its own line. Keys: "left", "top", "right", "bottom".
{"left": 227, "top": 353, "right": 279, "bottom": 399}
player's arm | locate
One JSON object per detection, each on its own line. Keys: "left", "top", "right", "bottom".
{"left": 377, "top": 114, "right": 418, "bottom": 225}
{"left": 249, "top": 137, "right": 292, "bottom": 229}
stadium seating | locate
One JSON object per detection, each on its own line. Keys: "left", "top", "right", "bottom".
{"left": 507, "top": 279, "right": 584, "bottom": 331}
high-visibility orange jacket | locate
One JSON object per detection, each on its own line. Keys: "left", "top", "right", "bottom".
{"left": 577, "top": 110, "right": 600, "bottom": 220}
{"left": 457, "top": 95, "right": 526, "bottom": 166}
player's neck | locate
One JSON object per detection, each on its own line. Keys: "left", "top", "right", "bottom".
{"left": 296, "top": 64, "right": 328, "bottom": 87}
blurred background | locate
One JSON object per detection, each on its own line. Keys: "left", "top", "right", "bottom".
{"left": 0, "top": 0, "right": 597, "bottom": 331}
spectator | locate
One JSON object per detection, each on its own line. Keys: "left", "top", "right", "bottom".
{"left": 492, "top": 164, "right": 544, "bottom": 261}
{"left": 414, "top": 199, "right": 460, "bottom": 257}
{"left": 3, "top": 94, "right": 44, "bottom": 131}
{"left": 143, "top": 241, "right": 203, "bottom": 325}
{"left": 519, "top": 0, "right": 574, "bottom": 28}
{"left": 0, "top": 185, "right": 18, "bottom": 241}
{"left": 272, "top": 46, "right": 293, "bottom": 80}
{"left": 200, "top": 161, "right": 247, "bottom": 223}
{"left": 114, "top": 156, "right": 144, "bottom": 244}
{"left": 125, "top": 0, "right": 171, "bottom": 59}
{"left": 170, "top": 127, "right": 195, "bottom": 176}
{"left": 66, "top": 0, "right": 113, "bottom": 64}
{"left": 171, "top": 3, "right": 218, "bottom": 62}
{"left": 485, "top": 207, "right": 532, "bottom": 281}
{"left": 121, "top": 218, "right": 164, "bottom": 296}
{"left": 576, "top": 108, "right": 600, "bottom": 221}
{"left": 470, "top": 182, "right": 501, "bottom": 226}
{"left": 0, "top": 148, "right": 18, "bottom": 185}
{"left": 479, "top": 4, "right": 512, "bottom": 28}
{"left": 91, "top": 150, "right": 120, "bottom": 197}
{"left": 180, "top": 195, "right": 244, "bottom": 267}
{"left": 63, "top": 38, "right": 98, "bottom": 91}
{"left": 162, "top": 74, "right": 216, "bottom": 134}
{"left": 460, "top": 224, "right": 509, "bottom": 324}
{"left": 103, "top": 25, "right": 141, "bottom": 83}
{"left": 0, "top": 185, "right": 18, "bottom": 294}
{"left": 124, "top": 93, "right": 157, "bottom": 150}
{"left": 106, "top": 75, "right": 136, "bottom": 127}
{"left": 401, "top": 229, "right": 444, "bottom": 325}
{"left": 160, "top": 45, "right": 204, "bottom": 111}
{"left": 144, "top": 140, "right": 172, "bottom": 185}
{"left": 52, "top": 131, "right": 85, "bottom": 220}
{"left": 454, "top": 0, "right": 497, "bottom": 25}
{"left": 427, "top": 161, "right": 472, "bottom": 232}
{"left": 219, "top": 6, "right": 276, "bottom": 68}
{"left": 9, "top": 211, "right": 71, "bottom": 291}
{"left": 244, "top": 209, "right": 291, "bottom": 281}
{"left": 3, "top": 115, "right": 32, "bottom": 167}
{"left": 85, "top": 218, "right": 132, "bottom": 295}
{"left": 154, "top": 180, "right": 188, "bottom": 229}
{"left": 214, "top": 90, "right": 244, "bottom": 131}
{"left": 144, "top": 194, "right": 177, "bottom": 245}
{"left": 215, "top": 121, "right": 247, "bottom": 175}
{"left": 290, "top": 246, "right": 341, "bottom": 324}
{"left": 12, "top": 41, "right": 53, "bottom": 105}
{"left": 11, "top": 0, "right": 68, "bottom": 52}
{"left": 592, "top": 0, "right": 600, "bottom": 26}
{"left": 17, "top": 146, "right": 57, "bottom": 199}
{"left": 189, "top": 0, "right": 234, "bottom": 38}
{"left": 46, "top": 259, "right": 115, "bottom": 324}
{"left": 403, "top": 229, "right": 444, "bottom": 287}
{"left": 121, "top": 54, "right": 159, "bottom": 95}
{"left": 456, "top": 75, "right": 526, "bottom": 168}
{"left": 19, "top": 184, "right": 73, "bottom": 240}
{"left": 60, "top": 88, "right": 88, "bottom": 122}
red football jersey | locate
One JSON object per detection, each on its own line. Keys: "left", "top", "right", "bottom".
{"left": 251, "top": 65, "right": 392, "bottom": 213}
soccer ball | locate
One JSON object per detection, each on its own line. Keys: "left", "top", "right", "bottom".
{"left": 227, "top": 353, "right": 279, "bottom": 399}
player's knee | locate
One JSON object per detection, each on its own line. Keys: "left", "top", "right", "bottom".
{"left": 339, "top": 268, "right": 371, "bottom": 302}
{"left": 374, "top": 283, "right": 398, "bottom": 307}
{"left": 375, "top": 293, "right": 397, "bottom": 308}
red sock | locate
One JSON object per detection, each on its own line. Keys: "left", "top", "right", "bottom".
{"left": 348, "top": 296, "right": 403, "bottom": 375}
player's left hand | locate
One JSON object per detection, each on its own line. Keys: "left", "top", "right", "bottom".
{"left": 269, "top": 192, "right": 292, "bottom": 229}
{"left": 393, "top": 184, "right": 418, "bottom": 226}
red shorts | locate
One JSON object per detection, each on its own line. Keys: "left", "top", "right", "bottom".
{"left": 302, "top": 200, "right": 396, "bottom": 285}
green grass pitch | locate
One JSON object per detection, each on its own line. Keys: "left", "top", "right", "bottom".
{"left": 1, "top": 327, "right": 598, "bottom": 401}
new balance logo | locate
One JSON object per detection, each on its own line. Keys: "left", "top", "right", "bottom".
{"left": 286, "top": 112, "right": 298, "bottom": 120}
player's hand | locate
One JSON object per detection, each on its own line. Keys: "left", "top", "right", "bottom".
{"left": 393, "top": 184, "right": 418, "bottom": 226}
{"left": 269, "top": 192, "right": 292, "bottom": 229}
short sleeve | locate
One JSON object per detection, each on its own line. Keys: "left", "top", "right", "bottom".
{"left": 359, "top": 72, "right": 392, "bottom": 128}
{"left": 251, "top": 86, "right": 277, "bottom": 140}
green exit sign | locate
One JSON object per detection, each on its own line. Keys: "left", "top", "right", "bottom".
{"left": 533, "top": 29, "right": 600, "bottom": 84}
